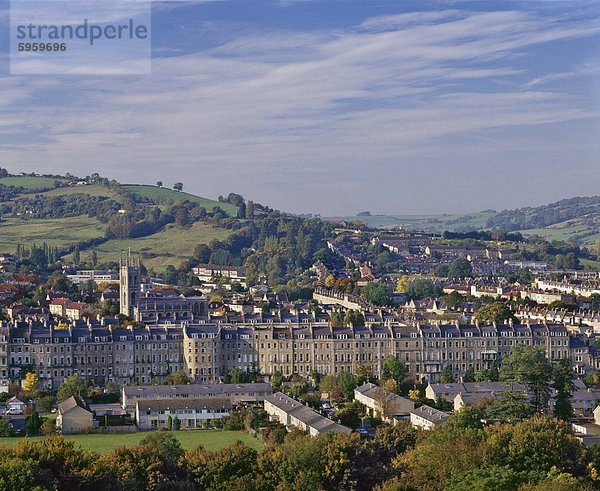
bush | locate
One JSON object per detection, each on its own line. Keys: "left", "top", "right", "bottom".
{"left": 0, "top": 419, "right": 14, "bottom": 437}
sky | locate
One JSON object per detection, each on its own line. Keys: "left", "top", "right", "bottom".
{"left": 0, "top": 0, "right": 598, "bottom": 216}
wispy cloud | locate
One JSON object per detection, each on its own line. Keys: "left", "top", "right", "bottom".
{"left": 0, "top": 2, "right": 598, "bottom": 214}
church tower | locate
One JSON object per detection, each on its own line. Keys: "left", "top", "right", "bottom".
{"left": 120, "top": 249, "right": 140, "bottom": 318}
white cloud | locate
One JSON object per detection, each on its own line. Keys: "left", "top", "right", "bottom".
{"left": 0, "top": 4, "right": 599, "bottom": 214}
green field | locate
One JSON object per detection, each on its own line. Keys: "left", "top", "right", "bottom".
{"left": 20, "top": 184, "right": 119, "bottom": 200}
{"left": 0, "top": 430, "right": 262, "bottom": 453}
{"left": 517, "top": 218, "right": 600, "bottom": 245}
{"left": 75, "top": 221, "right": 232, "bottom": 271}
{"left": 0, "top": 217, "right": 106, "bottom": 252}
{"left": 0, "top": 176, "right": 66, "bottom": 189}
{"left": 122, "top": 185, "right": 239, "bottom": 216}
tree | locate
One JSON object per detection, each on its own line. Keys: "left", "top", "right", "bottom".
{"left": 193, "top": 243, "right": 212, "bottom": 263}
{"left": 329, "top": 312, "right": 344, "bottom": 327}
{"left": 167, "top": 415, "right": 173, "bottom": 430}
{"left": 173, "top": 416, "right": 181, "bottom": 430}
{"left": 25, "top": 410, "right": 42, "bottom": 435}
{"left": 489, "top": 363, "right": 499, "bottom": 382}
{"left": 174, "top": 207, "right": 189, "bottom": 227}
{"left": 24, "top": 372, "right": 39, "bottom": 393}
{"left": 73, "top": 245, "right": 80, "bottom": 265}
{"left": 441, "top": 365, "right": 455, "bottom": 383}
{"left": 57, "top": 375, "right": 84, "bottom": 402}
{"left": 226, "top": 367, "right": 251, "bottom": 384}
{"left": 553, "top": 356, "right": 575, "bottom": 420}
{"left": 343, "top": 310, "right": 365, "bottom": 327}
{"left": 434, "top": 264, "right": 449, "bottom": 277}
{"left": 173, "top": 182, "right": 183, "bottom": 191}
{"left": 165, "top": 370, "right": 189, "bottom": 385}
{"left": 486, "top": 415, "right": 586, "bottom": 477}
{"left": 405, "top": 279, "right": 440, "bottom": 301}
{"left": 355, "top": 364, "right": 373, "bottom": 385}
{"left": 445, "top": 291, "right": 466, "bottom": 310}
{"left": 310, "top": 370, "right": 320, "bottom": 389}
{"left": 463, "top": 367, "right": 475, "bottom": 383}
{"left": 246, "top": 200, "right": 255, "bottom": 219}
{"left": 485, "top": 390, "right": 530, "bottom": 422}
{"left": 474, "top": 301, "right": 516, "bottom": 324}
{"left": 338, "top": 371, "right": 356, "bottom": 400}
{"left": 374, "top": 379, "right": 401, "bottom": 420}
{"left": 448, "top": 257, "right": 472, "bottom": 280}
{"left": 325, "top": 275, "right": 335, "bottom": 288}
{"left": 0, "top": 419, "right": 13, "bottom": 437}
{"left": 237, "top": 202, "right": 246, "bottom": 219}
{"left": 272, "top": 371, "right": 284, "bottom": 389}
{"left": 362, "top": 283, "right": 393, "bottom": 306}
{"left": 156, "top": 181, "right": 163, "bottom": 187}
{"left": 382, "top": 356, "right": 408, "bottom": 386}
{"left": 33, "top": 394, "right": 56, "bottom": 413}
{"left": 301, "top": 391, "right": 321, "bottom": 410}
{"left": 500, "top": 345, "right": 552, "bottom": 414}
{"left": 140, "top": 431, "right": 184, "bottom": 462}
{"left": 320, "top": 375, "right": 342, "bottom": 400}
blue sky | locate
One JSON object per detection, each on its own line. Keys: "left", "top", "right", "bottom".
{"left": 0, "top": 0, "right": 598, "bottom": 215}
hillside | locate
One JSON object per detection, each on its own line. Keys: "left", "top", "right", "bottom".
{"left": 0, "top": 175, "right": 238, "bottom": 271}
{"left": 327, "top": 196, "right": 600, "bottom": 245}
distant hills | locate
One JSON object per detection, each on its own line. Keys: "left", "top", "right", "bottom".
{"left": 327, "top": 196, "right": 600, "bottom": 245}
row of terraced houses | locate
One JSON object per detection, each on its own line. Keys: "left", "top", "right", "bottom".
{"left": 0, "top": 317, "right": 597, "bottom": 389}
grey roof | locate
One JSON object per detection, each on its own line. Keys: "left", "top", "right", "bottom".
{"left": 265, "top": 392, "right": 351, "bottom": 435}
{"left": 123, "top": 382, "right": 272, "bottom": 401}
{"left": 429, "top": 382, "right": 527, "bottom": 397}
{"left": 58, "top": 396, "right": 92, "bottom": 415}
{"left": 411, "top": 404, "right": 449, "bottom": 424}
{"left": 136, "top": 398, "right": 232, "bottom": 412}
{"left": 354, "top": 382, "right": 414, "bottom": 414}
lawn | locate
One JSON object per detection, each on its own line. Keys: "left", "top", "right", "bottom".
{"left": 0, "top": 430, "right": 262, "bottom": 453}
{"left": 121, "top": 184, "right": 239, "bottom": 216}
{"left": 70, "top": 221, "right": 233, "bottom": 272}
{"left": 0, "top": 176, "right": 66, "bottom": 189}
{"left": 0, "top": 217, "right": 106, "bottom": 251}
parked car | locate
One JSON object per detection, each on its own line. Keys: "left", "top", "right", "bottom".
{"left": 6, "top": 407, "right": 23, "bottom": 415}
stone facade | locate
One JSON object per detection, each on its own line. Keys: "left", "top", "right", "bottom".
{"left": 2, "top": 319, "right": 599, "bottom": 389}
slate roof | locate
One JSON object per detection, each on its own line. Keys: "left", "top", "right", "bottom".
{"left": 136, "top": 398, "right": 232, "bottom": 412}
{"left": 58, "top": 396, "right": 92, "bottom": 415}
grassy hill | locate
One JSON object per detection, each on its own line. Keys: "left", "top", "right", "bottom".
{"left": 0, "top": 176, "right": 67, "bottom": 189}
{"left": 0, "top": 217, "right": 106, "bottom": 251}
{"left": 64, "top": 221, "right": 232, "bottom": 272}
{"left": 0, "top": 176, "right": 237, "bottom": 270}
{"left": 328, "top": 196, "right": 600, "bottom": 245}
{"left": 121, "top": 184, "right": 239, "bottom": 216}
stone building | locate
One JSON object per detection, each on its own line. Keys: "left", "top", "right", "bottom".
{"left": 2, "top": 317, "right": 599, "bottom": 388}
